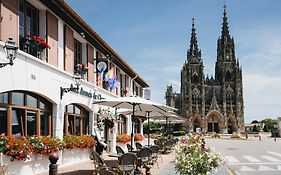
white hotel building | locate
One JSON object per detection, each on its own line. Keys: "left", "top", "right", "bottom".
{"left": 0, "top": 0, "right": 149, "bottom": 174}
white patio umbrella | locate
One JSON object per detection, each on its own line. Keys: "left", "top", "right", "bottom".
{"left": 120, "top": 110, "right": 181, "bottom": 146}
{"left": 93, "top": 96, "right": 176, "bottom": 150}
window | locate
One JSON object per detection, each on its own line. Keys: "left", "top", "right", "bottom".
{"left": 19, "top": 0, "right": 39, "bottom": 57}
{"left": 64, "top": 104, "right": 89, "bottom": 135}
{"left": 0, "top": 108, "right": 7, "bottom": 135}
{"left": 0, "top": 93, "right": 8, "bottom": 104}
{"left": 118, "top": 115, "right": 126, "bottom": 134}
{"left": 0, "top": 91, "right": 53, "bottom": 136}
{"left": 74, "top": 39, "right": 82, "bottom": 70}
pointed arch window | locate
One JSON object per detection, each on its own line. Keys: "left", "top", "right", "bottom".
{"left": 226, "top": 86, "right": 234, "bottom": 104}
{"left": 192, "top": 88, "right": 201, "bottom": 104}
{"left": 191, "top": 73, "right": 199, "bottom": 83}
{"left": 225, "top": 70, "right": 232, "bottom": 82}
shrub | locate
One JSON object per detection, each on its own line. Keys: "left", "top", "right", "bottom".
{"left": 263, "top": 125, "right": 269, "bottom": 132}
{"left": 211, "top": 133, "right": 221, "bottom": 138}
{"left": 231, "top": 134, "right": 241, "bottom": 139}
{"left": 172, "top": 131, "right": 186, "bottom": 136}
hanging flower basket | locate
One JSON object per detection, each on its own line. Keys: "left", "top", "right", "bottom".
{"left": 75, "top": 63, "right": 88, "bottom": 77}
{"left": 103, "top": 118, "right": 114, "bottom": 128}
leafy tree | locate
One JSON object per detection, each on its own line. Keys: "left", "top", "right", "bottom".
{"left": 263, "top": 124, "right": 269, "bottom": 132}
{"left": 260, "top": 118, "right": 277, "bottom": 132}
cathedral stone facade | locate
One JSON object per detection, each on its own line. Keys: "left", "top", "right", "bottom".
{"left": 165, "top": 7, "right": 244, "bottom": 134}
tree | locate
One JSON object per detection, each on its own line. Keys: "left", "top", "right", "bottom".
{"left": 263, "top": 124, "right": 269, "bottom": 132}
{"left": 260, "top": 118, "right": 277, "bottom": 132}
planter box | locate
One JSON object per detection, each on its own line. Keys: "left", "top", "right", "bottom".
{"left": 61, "top": 148, "right": 91, "bottom": 166}
{"left": 0, "top": 148, "right": 92, "bottom": 175}
{"left": 1, "top": 153, "right": 49, "bottom": 175}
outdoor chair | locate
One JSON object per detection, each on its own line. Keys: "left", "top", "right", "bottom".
{"left": 91, "top": 150, "right": 107, "bottom": 175}
{"left": 164, "top": 140, "right": 174, "bottom": 153}
{"left": 135, "top": 142, "right": 143, "bottom": 151}
{"left": 137, "top": 147, "right": 153, "bottom": 174}
{"left": 126, "top": 144, "right": 136, "bottom": 152}
{"left": 117, "top": 152, "right": 138, "bottom": 175}
{"left": 92, "top": 150, "right": 118, "bottom": 175}
{"left": 150, "top": 145, "right": 160, "bottom": 168}
{"left": 154, "top": 140, "right": 165, "bottom": 156}
{"left": 116, "top": 145, "right": 125, "bottom": 155}
{"left": 99, "top": 167, "right": 116, "bottom": 175}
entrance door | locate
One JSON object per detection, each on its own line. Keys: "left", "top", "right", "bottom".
{"left": 228, "top": 125, "right": 233, "bottom": 134}
{"left": 208, "top": 123, "right": 213, "bottom": 132}
{"left": 214, "top": 123, "right": 219, "bottom": 133}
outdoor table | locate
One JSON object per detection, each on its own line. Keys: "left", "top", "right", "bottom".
{"left": 108, "top": 153, "right": 122, "bottom": 158}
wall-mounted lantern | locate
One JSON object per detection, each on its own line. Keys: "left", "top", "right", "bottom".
{"left": 1, "top": 38, "right": 18, "bottom": 68}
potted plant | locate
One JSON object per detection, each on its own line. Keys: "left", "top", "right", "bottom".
{"left": 175, "top": 134, "right": 222, "bottom": 175}
{"left": 134, "top": 133, "right": 144, "bottom": 141}
{"left": 116, "top": 134, "right": 131, "bottom": 144}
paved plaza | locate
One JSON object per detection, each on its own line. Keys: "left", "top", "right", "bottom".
{"left": 205, "top": 132, "right": 281, "bottom": 175}
{"left": 38, "top": 133, "right": 281, "bottom": 175}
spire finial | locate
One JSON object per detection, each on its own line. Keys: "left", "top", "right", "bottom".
{"left": 221, "top": 3, "right": 230, "bottom": 39}
{"left": 192, "top": 17, "right": 195, "bottom": 29}
{"left": 187, "top": 18, "right": 201, "bottom": 59}
{"left": 223, "top": 3, "right": 227, "bottom": 19}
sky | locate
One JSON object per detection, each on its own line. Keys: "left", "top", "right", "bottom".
{"left": 66, "top": 0, "right": 281, "bottom": 123}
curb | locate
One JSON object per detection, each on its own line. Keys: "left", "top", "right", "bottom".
{"left": 223, "top": 162, "right": 236, "bottom": 175}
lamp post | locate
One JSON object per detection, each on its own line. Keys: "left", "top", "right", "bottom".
{"left": 1, "top": 38, "right": 18, "bottom": 68}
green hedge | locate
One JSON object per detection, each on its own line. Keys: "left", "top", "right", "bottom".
{"left": 171, "top": 131, "right": 186, "bottom": 136}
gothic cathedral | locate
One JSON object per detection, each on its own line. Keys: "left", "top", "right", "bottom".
{"left": 165, "top": 7, "right": 244, "bottom": 134}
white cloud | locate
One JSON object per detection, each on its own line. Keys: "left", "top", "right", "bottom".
{"left": 243, "top": 73, "right": 281, "bottom": 123}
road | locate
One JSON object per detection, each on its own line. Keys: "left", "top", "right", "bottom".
{"left": 205, "top": 136, "right": 281, "bottom": 175}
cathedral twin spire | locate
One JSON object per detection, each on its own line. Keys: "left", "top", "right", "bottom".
{"left": 187, "top": 18, "right": 201, "bottom": 61}
{"left": 221, "top": 5, "right": 231, "bottom": 42}
{"left": 187, "top": 5, "right": 235, "bottom": 63}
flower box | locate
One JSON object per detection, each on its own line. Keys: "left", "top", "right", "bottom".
{"left": 20, "top": 35, "right": 50, "bottom": 52}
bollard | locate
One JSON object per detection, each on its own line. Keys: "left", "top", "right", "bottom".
{"left": 274, "top": 134, "right": 277, "bottom": 142}
{"left": 49, "top": 152, "right": 59, "bottom": 175}
{"left": 246, "top": 133, "right": 248, "bottom": 140}
{"left": 259, "top": 135, "right": 261, "bottom": 141}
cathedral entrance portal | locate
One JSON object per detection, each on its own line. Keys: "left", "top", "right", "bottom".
{"left": 227, "top": 115, "right": 237, "bottom": 134}
{"left": 193, "top": 117, "right": 201, "bottom": 133}
{"left": 206, "top": 111, "right": 223, "bottom": 133}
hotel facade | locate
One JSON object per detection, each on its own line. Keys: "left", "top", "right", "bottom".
{"left": 0, "top": 0, "right": 149, "bottom": 174}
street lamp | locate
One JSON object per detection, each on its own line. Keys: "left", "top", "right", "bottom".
{"left": 1, "top": 38, "right": 18, "bottom": 68}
